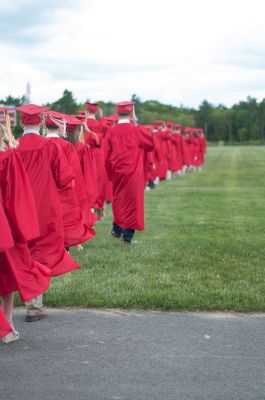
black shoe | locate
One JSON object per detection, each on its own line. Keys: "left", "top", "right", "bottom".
{"left": 111, "top": 230, "right": 121, "bottom": 238}
{"left": 148, "top": 181, "right": 156, "bottom": 189}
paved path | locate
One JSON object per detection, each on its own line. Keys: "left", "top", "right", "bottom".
{"left": 1, "top": 309, "right": 265, "bottom": 400}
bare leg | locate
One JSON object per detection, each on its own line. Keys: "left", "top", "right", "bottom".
{"left": 2, "top": 292, "right": 15, "bottom": 330}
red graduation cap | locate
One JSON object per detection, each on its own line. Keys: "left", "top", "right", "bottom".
{"left": 166, "top": 122, "right": 173, "bottom": 128}
{"left": 45, "top": 110, "right": 66, "bottom": 128}
{"left": 115, "top": 101, "right": 135, "bottom": 113}
{"left": 16, "top": 104, "right": 49, "bottom": 125}
{"left": 66, "top": 115, "right": 83, "bottom": 131}
{"left": 73, "top": 114, "right": 86, "bottom": 122}
{"left": 46, "top": 111, "right": 81, "bottom": 131}
{"left": 86, "top": 103, "right": 99, "bottom": 113}
{"left": 105, "top": 114, "right": 118, "bottom": 123}
{"left": 154, "top": 120, "right": 164, "bottom": 127}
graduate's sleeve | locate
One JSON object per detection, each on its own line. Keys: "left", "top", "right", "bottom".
{"left": 138, "top": 126, "right": 155, "bottom": 152}
{"left": 3, "top": 151, "right": 40, "bottom": 242}
{"left": 47, "top": 141, "right": 74, "bottom": 189}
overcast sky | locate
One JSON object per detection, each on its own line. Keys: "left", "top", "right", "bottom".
{"left": 0, "top": 0, "right": 264, "bottom": 108}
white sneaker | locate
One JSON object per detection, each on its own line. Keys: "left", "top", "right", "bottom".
{"left": 2, "top": 330, "right": 19, "bottom": 344}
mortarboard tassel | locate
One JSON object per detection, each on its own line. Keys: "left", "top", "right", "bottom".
{"left": 5, "top": 113, "right": 18, "bottom": 149}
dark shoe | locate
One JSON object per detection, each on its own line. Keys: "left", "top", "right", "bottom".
{"left": 25, "top": 308, "right": 48, "bottom": 322}
{"left": 148, "top": 181, "right": 156, "bottom": 189}
{"left": 111, "top": 230, "right": 121, "bottom": 239}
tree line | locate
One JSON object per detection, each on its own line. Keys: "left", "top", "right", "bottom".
{"left": 1, "top": 90, "right": 264, "bottom": 143}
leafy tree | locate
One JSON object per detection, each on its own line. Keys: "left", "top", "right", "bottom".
{"left": 46, "top": 89, "right": 78, "bottom": 114}
{"left": 3, "top": 88, "right": 265, "bottom": 142}
{"left": 196, "top": 100, "right": 214, "bottom": 138}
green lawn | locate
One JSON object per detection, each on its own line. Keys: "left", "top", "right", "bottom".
{"left": 43, "top": 146, "right": 265, "bottom": 311}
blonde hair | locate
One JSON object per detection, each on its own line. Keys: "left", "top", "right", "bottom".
{"left": 0, "top": 114, "right": 18, "bottom": 152}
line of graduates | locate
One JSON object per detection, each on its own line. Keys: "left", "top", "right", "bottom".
{"left": 0, "top": 101, "right": 206, "bottom": 344}
{"left": 144, "top": 122, "right": 207, "bottom": 188}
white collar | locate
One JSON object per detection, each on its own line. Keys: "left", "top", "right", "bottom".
{"left": 118, "top": 119, "right": 130, "bottom": 124}
{"left": 87, "top": 115, "right": 96, "bottom": 119}
{"left": 23, "top": 129, "right": 41, "bottom": 135}
{"left": 46, "top": 133, "right": 60, "bottom": 138}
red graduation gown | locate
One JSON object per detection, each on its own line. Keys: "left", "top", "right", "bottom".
{"left": 47, "top": 137, "right": 95, "bottom": 246}
{"left": 0, "top": 149, "right": 51, "bottom": 301}
{"left": 75, "top": 141, "right": 98, "bottom": 224}
{"left": 0, "top": 203, "right": 14, "bottom": 251}
{"left": 198, "top": 135, "right": 207, "bottom": 165}
{"left": 105, "top": 123, "right": 154, "bottom": 230}
{"left": 17, "top": 134, "right": 79, "bottom": 276}
{"left": 166, "top": 134, "right": 174, "bottom": 172}
{"left": 79, "top": 138, "right": 98, "bottom": 208}
{"left": 190, "top": 136, "right": 199, "bottom": 166}
{"left": 144, "top": 150, "right": 155, "bottom": 183}
{"left": 156, "top": 129, "right": 170, "bottom": 179}
{"left": 182, "top": 136, "right": 193, "bottom": 166}
{"left": 85, "top": 118, "right": 108, "bottom": 210}
{"left": 175, "top": 133, "right": 184, "bottom": 171}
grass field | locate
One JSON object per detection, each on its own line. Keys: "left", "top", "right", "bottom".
{"left": 41, "top": 146, "right": 265, "bottom": 311}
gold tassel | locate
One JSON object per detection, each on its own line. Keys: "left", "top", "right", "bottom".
{"left": 5, "top": 113, "right": 18, "bottom": 149}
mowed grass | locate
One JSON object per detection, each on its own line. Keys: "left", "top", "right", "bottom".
{"left": 42, "top": 146, "right": 265, "bottom": 311}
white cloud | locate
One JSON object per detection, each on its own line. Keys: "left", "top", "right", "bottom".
{"left": 1, "top": 0, "right": 265, "bottom": 106}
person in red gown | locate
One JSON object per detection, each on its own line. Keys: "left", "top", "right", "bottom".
{"left": 84, "top": 103, "right": 108, "bottom": 217}
{"left": 45, "top": 111, "right": 95, "bottom": 248}
{"left": 15, "top": 104, "right": 79, "bottom": 321}
{"left": 165, "top": 122, "right": 174, "bottom": 179}
{"left": 154, "top": 121, "right": 171, "bottom": 180}
{"left": 0, "top": 186, "right": 16, "bottom": 343}
{"left": 105, "top": 101, "right": 154, "bottom": 244}
{"left": 72, "top": 112, "right": 98, "bottom": 210}
{"left": 0, "top": 117, "right": 50, "bottom": 339}
{"left": 198, "top": 128, "right": 207, "bottom": 169}
{"left": 182, "top": 127, "right": 193, "bottom": 173}
{"left": 65, "top": 115, "right": 98, "bottom": 227}
{"left": 143, "top": 126, "right": 156, "bottom": 189}
{"left": 173, "top": 124, "right": 184, "bottom": 176}
{"left": 100, "top": 114, "right": 118, "bottom": 203}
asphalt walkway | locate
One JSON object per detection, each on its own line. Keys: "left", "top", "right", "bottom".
{"left": 1, "top": 309, "right": 265, "bottom": 400}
